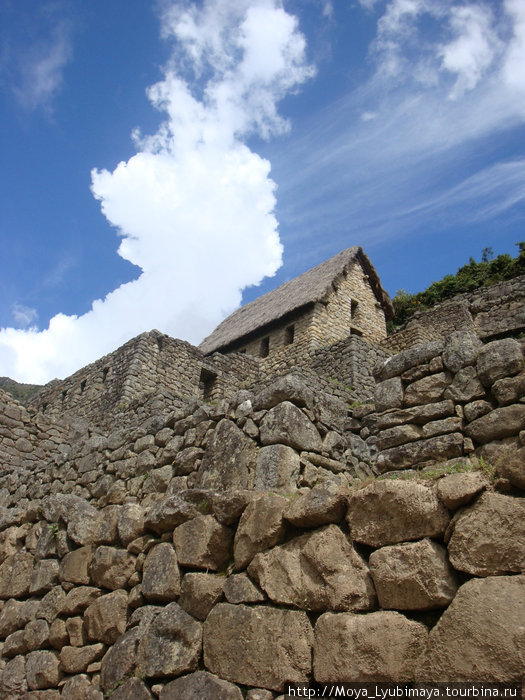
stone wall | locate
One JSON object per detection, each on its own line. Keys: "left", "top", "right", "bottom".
{"left": 367, "top": 332, "right": 525, "bottom": 474}
{"left": 384, "top": 274, "right": 525, "bottom": 353}
{"left": 0, "top": 474, "right": 522, "bottom": 697}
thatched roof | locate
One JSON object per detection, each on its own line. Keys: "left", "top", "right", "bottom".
{"left": 200, "top": 246, "right": 393, "bottom": 355}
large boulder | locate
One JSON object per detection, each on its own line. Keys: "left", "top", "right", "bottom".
{"left": 447, "top": 492, "right": 525, "bottom": 575}
{"left": 442, "top": 331, "right": 483, "bottom": 373}
{"left": 0, "top": 552, "right": 34, "bottom": 599}
{"left": 194, "top": 419, "right": 257, "bottom": 490}
{"left": 88, "top": 547, "right": 135, "bottom": 590}
{"left": 248, "top": 525, "right": 375, "bottom": 612}
{"left": 254, "top": 444, "right": 300, "bottom": 492}
{"left": 173, "top": 515, "right": 233, "bottom": 570}
{"left": 160, "top": 671, "right": 243, "bottom": 700}
{"left": 375, "top": 341, "right": 444, "bottom": 382}
{"left": 369, "top": 539, "right": 458, "bottom": 610}
{"left": 141, "top": 543, "right": 181, "bottom": 602}
{"left": 415, "top": 576, "right": 525, "bottom": 681}
{"left": 404, "top": 373, "right": 452, "bottom": 407}
{"left": 374, "top": 377, "right": 403, "bottom": 412}
{"left": 444, "top": 366, "right": 485, "bottom": 402}
{"left": 136, "top": 603, "right": 202, "bottom": 679}
{"left": 84, "top": 590, "right": 128, "bottom": 644}
{"left": 259, "top": 402, "right": 322, "bottom": 452}
{"left": 233, "top": 493, "right": 287, "bottom": 570}
{"left": 375, "top": 433, "right": 463, "bottom": 472}
{"left": 314, "top": 611, "right": 428, "bottom": 682}
{"left": 476, "top": 338, "right": 524, "bottom": 386}
{"left": 465, "top": 404, "right": 525, "bottom": 444}
{"left": 203, "top": 603, "right": 313, "bottom": 691}
{"left": 253, "top": 374, "right": 314, "bottom": 411}
{"left": 284, "top": 485, "right": 347, "bottom": 528}
{"left": 347, "top": 481, "right": 450, "bottom": 547}
{"left": 144, "top": 494, "right": 200, "bottom": 534}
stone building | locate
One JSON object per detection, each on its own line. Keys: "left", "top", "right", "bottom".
{"left": 200, "top": 246, "right": 394, "bottom": 359}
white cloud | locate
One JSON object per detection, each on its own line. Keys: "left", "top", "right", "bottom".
{"left": 14, "top": 23, "right": 71, "bottom": 111}
{"left": 11, "top": 305, "right": 38, "bottom": 329}
{"left": 0, "top": 0, "right": 313, "bottom": 383}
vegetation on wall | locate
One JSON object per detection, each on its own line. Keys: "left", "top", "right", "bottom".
{"left": 0, "top": 377, "right": 42, "bottom": 404}
{"left": 389, "top": 242, "right": 525, "bottom": 329}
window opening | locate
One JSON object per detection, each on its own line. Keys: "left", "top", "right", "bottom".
{"left": 260, "top": 336, "right": 270, "bottom": 358}
{"left": 285, "top": 325, "right": 295, "bottom": 345}
{"left": 350, "top": 299, "right": 359, "bottom": 320}
{"left": 102, "top": 368, "right": 109, "bottom": 383}
{"left": 80, "top": 380, "right": 86, "bottom": 394}
{"left": 199, "top": 368, "right": 217, "bottom": 401}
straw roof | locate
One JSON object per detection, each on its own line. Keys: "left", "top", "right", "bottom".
{"left": 199, "top": 246, "right": 393, "bottom": 355}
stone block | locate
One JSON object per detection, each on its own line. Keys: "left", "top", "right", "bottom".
{"left": 284, "top": 485, "right": 347, "bottom": 528}
{"left": 89, "top": 546, "right": 135, "bottom": 590}
{"left": 233, "top": 493, "right": 287, "bottom": 570}
{"left": 369, "top": 539, "right": 457, "bottom": 610}
{"left": 436, "top": 471, "right": 488, "bottom": 509}
{"left": 347, "top": 480, "right": 450, "bottom": 547}
{"left": 248, "top": 525, "right": 375, "bottom": 612}
{"left": 259, "top": 402, "right": 322, "bottom": 452}
{"left": 84, "top": 590, "right": 128, "bottom": 644}
{"left": 465, "top": 404, "right": 525, "bottom": 444}
{"left": 442, "top": 330, "right": 483, "bottom": 373}
{"left": 404, "top": 372, "right": 452, "bottom": 407}
{"left": 254, "top": 444, "right": 300, "bottom": 492}
{"left": 178, "top": 572, "right": 225, "bottom": 620}
{"left": 173, "top": 515, "right": 233, "bottom": 570}
{"left": 314, "top": 611, "right": 427, "bottom": 682}
{"left": 375, "top": 432, "right": 463, "bottom": 472}
{"left": 204, "top": 603, "right": 313, "bottom": 691}
{"left": 141, "top": 543, "right": 180, "bottom": 602}
{"left": 374, "top": 377, "right": 403, "bottom": 412}
{"left": 476, "top": 338, "right": 524, "bottom": 386}
{"left": 160, "top": 671, "right": 243, "bottom": 700}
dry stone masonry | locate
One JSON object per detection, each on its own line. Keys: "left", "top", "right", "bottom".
{"left": 0, "top": 248, "right": 524, "bottom": 696}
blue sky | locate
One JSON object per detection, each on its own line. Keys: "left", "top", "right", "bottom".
{"left": 1, "top": 0, "right": 524, "bottom": 383}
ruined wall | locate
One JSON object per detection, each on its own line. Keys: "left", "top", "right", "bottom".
{"left": 367, "top": 333, "right": 525, "bottom": 474}
{"left": 384, "top": 274, "right": 525, "bottom": 353}
{"left": 0, "top": 471, "right": 522, "bottom": 697}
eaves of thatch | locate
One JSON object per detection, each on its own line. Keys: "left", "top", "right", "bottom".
{"left": 199, "top": 246, "right": 393, "bottom": 355}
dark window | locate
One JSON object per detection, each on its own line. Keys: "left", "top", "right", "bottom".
{"left": 285, "top": 325, "right": 295, "bottom": 345}
{"left": 157, "top": 336, "right": 164, "bottom": 352}
{"left": 200, "top": 368, "right": 217, "bottom": 401}
{"left": 102, "top": 367, "right": 109, "bottom": 382}
{"left": 260, "top": 336, "right": 270, "bottom": 358}
{"left": 80, "top": 380, "right": 86, "bottom": 394}
{"left": 351, "top": 299, "right": 359, "bottom": 319}
{"left": 61, "top": 390, "right": 67, "bottom": 402}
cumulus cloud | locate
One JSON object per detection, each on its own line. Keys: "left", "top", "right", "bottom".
{"left": 0, "top": 0, "right": 313, "bottom": 383}
{"left": 11, "top": 305, "right": 38, "bottom": 329}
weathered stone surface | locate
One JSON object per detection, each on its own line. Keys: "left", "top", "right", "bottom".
{"left": 0, "top": 599, "right": 27, "bottom": 638}
{"left": 49, "top": 619, "right": 68, "bottom": 649}
{"left": 415, "top": 576, "right": 525, "bottom": 681}
{"left": 436, "top": 471, "right": 487, "bottom": 509}
{"left": 253, "top": 373, "right": 314, "bottom": 411}
{"left": 404, "top": 372, "right": 452, "bottom": 407}
{"left": 442, "top": 331, "right": 483, "bottom": 373}
{"left": 1, "top": 655, "right": 27, "bottom": 696}
{"left": 65, "top": 616, "right": 86, "bottom": 647}
{"left": 492, "top": 371, "right": 525, "bottom": 406}
{"left": 285, "top": 485, "right": 347, "bottom": 528}
{"left": 476, "top": 338, "right": 524, "bottom": 386}
{"left": 369, "top": 539, "right": 458, "bottom": 610}
{"left": 59, "top": 546, "right": 94, "bottom": 585}
{"left": 495, "top": 446, "right": 525, "bottom": 490}
{"left": 173, "top": 447, "right": 204, "bottom": 475}
{"left": 110, "top": 677, "right": 152, "bottom": 700}
{"left": 160, "top": 671, "right": 243, "bottom": 700}
{"left": 0, "top": 552, "right": 33, "bottom": 598}
{"left": 376, "top": 341, "right": 444, "bottom": 382}
{"left": 100, "top": 627, "right": 140, "bottom": 692}
{"left": 173, "top": 515, "right": 233, "bottom": 570}
{"left": 248, "top": 525, "right": 375, "bottom": 612}
{"left": 465, "top": 404, "right": 525, "bottom": 444}
{"left": 448, "top": 492, "right": 525, "bottom": 575}
{"left": 61, "top": 674, "right": 104, "bottom": 700}
{"left": 141, "top": 543, "right": 180, "bottom": 602}
{"left": 444, "top": 366, "right": 485, "bottom": 402}
{"left": 84, "top": 590, "right": 128, "bottom": 644}
{"left": 37, "top": 586, "right": 65, "bottom": 624}
{"left": 364, "top": 400, "right": 455, "bottom": 433}
{"left": 233, "top": 493, "right": 287, "bottom": 570}
{"left": 194, "top": 419, "right": 257, "bottom": 490}
{"left": 136, "top": 603, "right": 202, "bottom": 678}
{"left": 178, "top": 572, "right": 224, "bottom": 620}
{"left": 260, "top": 402, "right": 322, "bottom": 452}
{"left": 29, "top": 559, "right": 60, "bottom": 595}
{"left": 89, "top": 546, "right": 135, "bottom": 590}
{"left": 375, "top": 377, "right": 403, "bottom": 412}
{"left": 375, "top": 432, "right": 463, "bottom": 472}
{"left": 377, "top": 424, "right": 422, "bottom": 451}
{"left": 117, "top": 504, "right": 145, "bottom": 546}
{"left": 204, "top": 603, "right": 313, "bottom": 691}
{"left": 314, "top": 611, "right": 428, "bottom": 682}
{"left": 59, "top": 644, "right": 105, "bottom": 674}
{"left": 66, "top": 504, "right": 116, "bottom": 547}
{"left": 347, "top": 481, "right": 450, "bottom": 547}
{"left": 463, "top": 399, "right": 493, "bottom": 423}
{"left": 61, "top": 587, "right": 101, "bottom": 616}
{"left": 254, "top": 444, "right": 300, "bottom": 492}
{"left": 26, "top": 651, "right": 60, "bottom": 690}
{"left": 223, "top": 573, "right": 265, "bottom": 604}
{"left": 144, "top": 494, "right": 200, "bottom": 534}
